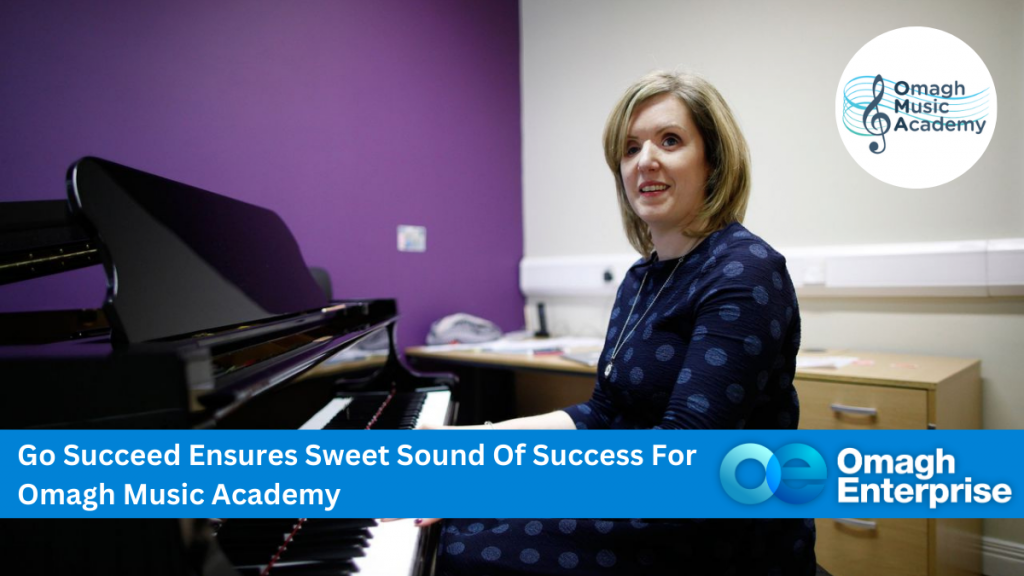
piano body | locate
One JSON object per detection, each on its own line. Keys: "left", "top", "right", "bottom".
{"left": 0, "top": 157, "right": 456, "bottom": 575}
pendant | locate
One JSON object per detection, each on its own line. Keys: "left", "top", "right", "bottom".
{"left": 604, "top": 362, "right": 613, "bottom": 378}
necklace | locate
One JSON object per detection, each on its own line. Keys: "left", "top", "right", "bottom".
{"left": 604, "top": 255, "right": 685, "bottom": 379}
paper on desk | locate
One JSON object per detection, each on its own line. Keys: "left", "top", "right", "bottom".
{"left": 323, "top": 347, "right": 388, "bottom": 364}
{"left": 796, "top": 355, "right": 859, "bottom": 369}
{"left": 419, "top": 336, "right": 604, "bottom": 355}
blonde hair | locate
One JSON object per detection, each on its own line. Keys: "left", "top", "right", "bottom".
{"left": 603, "top": 71, "right": 751, "bottom": 256}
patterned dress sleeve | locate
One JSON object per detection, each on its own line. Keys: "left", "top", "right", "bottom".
{"left": 656, "top": 246, "right": 799, "bottom": 430}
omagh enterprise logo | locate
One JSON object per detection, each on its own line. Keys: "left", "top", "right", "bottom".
{"left": 719, "top": 443, "right": 827, "bottom": 505}
{"left": 836, "top": 27, "right": 997, "bottom": 189}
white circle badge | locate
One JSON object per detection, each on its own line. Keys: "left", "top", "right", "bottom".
{"left": 836, "top": 27, "right": 997, "bottom": 189}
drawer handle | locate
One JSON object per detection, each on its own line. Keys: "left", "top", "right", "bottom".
{"left": 832, "top": 518, "right": 878, "bottom": 531}
{"left": 830, "top": 403, "right": 877, "bottom": 417}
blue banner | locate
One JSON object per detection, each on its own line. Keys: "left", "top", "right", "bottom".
{"left": 2, "top": 430, "right": 1020, "bottom": 518}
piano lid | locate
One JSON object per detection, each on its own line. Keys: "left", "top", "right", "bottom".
{"left": 67, "top": 157, "right": 328, "bottom": 345}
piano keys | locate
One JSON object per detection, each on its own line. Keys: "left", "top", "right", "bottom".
{"left": 0, "top": 157, "right": 458, "bottom": 575}
{"left": 299, "top": 390, "right": 451, "bottom": 431}
{"left": 217, "top": 387, "right": 453, "bottom": 576}
{"left": 215, "top": 517, "right": 439, "bottom": 576}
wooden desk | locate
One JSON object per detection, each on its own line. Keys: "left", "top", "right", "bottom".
{"left": 406, "top": 347, "right": 599, "bottom": 375}
{"left": 405, "top": 346, "right": 600, "bottom": 423}
{"left": 794, "top": 350, "right": 981, "bottom": 431}
{"left": 795, "top": 350, "right": 981, "bottom": 576}
{"left": 406, "top": 346, "right": 983, "bottom": 576}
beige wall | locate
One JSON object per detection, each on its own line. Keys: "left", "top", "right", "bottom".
{"left": 521, "top": 0, "right": 1023, "bottom": 546}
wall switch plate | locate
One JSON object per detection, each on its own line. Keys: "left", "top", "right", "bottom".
{"left": 397, "top": 225, "right": 426, "bottom": 252}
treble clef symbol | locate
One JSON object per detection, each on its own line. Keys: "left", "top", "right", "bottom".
{"left": 863, "top": 74, "right": 891, "bottom": 154}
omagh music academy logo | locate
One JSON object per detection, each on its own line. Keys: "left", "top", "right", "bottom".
{"left": 835, "top": 27, "right": 997, "bottom": 189}
{"left": 842, "top": 75, "right": 990, "bottom": 154}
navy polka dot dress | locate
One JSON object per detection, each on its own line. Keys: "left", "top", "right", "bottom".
{"left": 438, "top": 223, "right": 815, "bottom": 575}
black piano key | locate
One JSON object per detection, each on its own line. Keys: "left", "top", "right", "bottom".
{"left": 218, "top": 518, "right": 375, "bottom": 539}
{"left": 218, "top": 534, "right": 368, "bottom": 556}
{"left": 223, "top": 545, "right": 366, "bottom": 567}
{"left": 218, "top": 520, "right": 370, "bottom": 541}
{"left": 274, "top": 540, "right": 368, "bottom": 562}
{"left": 218, "top": 529, "right": 369, "bottom": 553}
{"left": 234, "top": 560, "right": 358, "bottom": 576}
{"left": 323, "top": 392, "right": 426, "bottom": 430}
{"left": 217, "top": 518, "right": 379, "bottom": 573}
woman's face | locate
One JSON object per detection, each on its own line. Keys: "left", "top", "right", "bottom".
{"left": 620, "top": 93, "right": 709, "bottom": 236}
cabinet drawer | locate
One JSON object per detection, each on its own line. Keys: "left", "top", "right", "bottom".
{"left": 816, "top": 518, "right": 928, "bottom": 576}
{"left": 795, "top": 379, "right": 928, "bottom": 430}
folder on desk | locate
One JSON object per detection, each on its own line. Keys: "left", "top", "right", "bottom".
{"left": 562, "top": 350, "right": 602, "bottom": 367}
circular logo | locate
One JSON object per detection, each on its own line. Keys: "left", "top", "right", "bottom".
{"left": 720, "top": 443, "right": 827, "bottom": 505}
{"left": 836, "top": 27, "right": 997, "bottom": 189}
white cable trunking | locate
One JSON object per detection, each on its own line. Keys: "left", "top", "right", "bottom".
{"left": 520, "top": 239, "right": 1024, "bottom": 299}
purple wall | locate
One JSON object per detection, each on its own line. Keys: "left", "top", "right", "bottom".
{"left": 0, "top": 0, "right": 523, "bottom": 350}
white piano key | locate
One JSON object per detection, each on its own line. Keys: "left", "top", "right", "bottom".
{"left": 298, "top": 396, "right": 352, "bottom": 430}
{"left": 356, "top": 519, "right": 423, "bottom": 576}
{"left": 416, "top": 390, "right": 450, "bottom": 428}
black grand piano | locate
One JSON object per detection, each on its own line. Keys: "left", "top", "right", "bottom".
{"left": 0, "top": 157, "right": 456, "bottom": 575}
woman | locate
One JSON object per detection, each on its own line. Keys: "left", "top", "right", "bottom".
{"left": 426, "top": 71, "right": 814, "bottom": 574}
